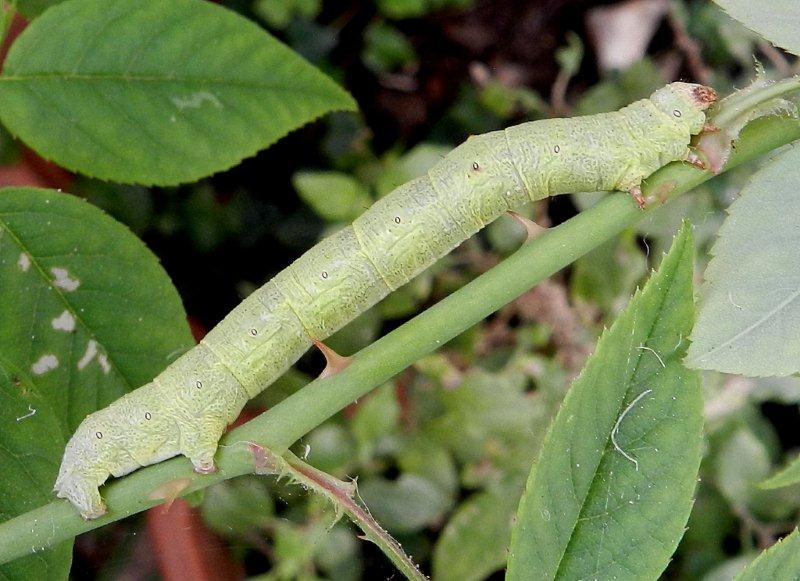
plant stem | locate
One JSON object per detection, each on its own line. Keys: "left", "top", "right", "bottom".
{"left": 711, "top": 75, "right": 800, "bottom": 128}
{"left": 0, "top": 116, "right": 798, "bottom": 567}
{"left": 254, "top": 447, "right": 428, "bottom": 581}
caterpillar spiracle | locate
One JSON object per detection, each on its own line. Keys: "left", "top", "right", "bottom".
{"left": 55, "top": 82, "right": 717, "bottom": 519}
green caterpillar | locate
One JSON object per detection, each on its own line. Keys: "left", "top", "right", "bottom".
{"left": 55, "top": 82, "right": 716, "bottom": 519}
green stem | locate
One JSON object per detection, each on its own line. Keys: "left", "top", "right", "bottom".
{"left": 0, "top": 120, "right": 798, "bottom": 568}
{"left": 711, "top": 75, "right": 800, "bottom": 128}
{"left": 264, "top": 449, "right": 428, "bottom": 581}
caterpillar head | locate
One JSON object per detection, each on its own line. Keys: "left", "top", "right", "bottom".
{"left": 54, "top": 415, "right": 111, "bottom": 519}
{"left": 650, "top": 82, "right": 717, "bottom": 134}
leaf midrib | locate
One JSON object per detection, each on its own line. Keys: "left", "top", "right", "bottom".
{"left": 693, "top": 286, "right": 800, "bottom": 362}
{"left": 0, "top": 73, "right": 353, "bottom": 98}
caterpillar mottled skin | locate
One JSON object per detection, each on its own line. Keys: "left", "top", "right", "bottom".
{"left": 55, "top": 82, "right": 716, "bottom": 519}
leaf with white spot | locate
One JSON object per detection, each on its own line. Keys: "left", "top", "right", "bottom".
{"left": 0, "top": 0, "right": 357, "bottom": 185}
{"left": 0, "top": 187, "right": 192, "bottom": 577}
{"left": 51, "top": 310, "right": 76, "bottom": 333}
{"left": 686, "top": 147, "right": 800, "bottom": 376}
{"left": 507, "top": 223, "right": 702, "bottom": 580}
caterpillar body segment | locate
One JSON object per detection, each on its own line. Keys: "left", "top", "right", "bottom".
{"left": 55, "top": 82, "right": 716, "bottom": 519}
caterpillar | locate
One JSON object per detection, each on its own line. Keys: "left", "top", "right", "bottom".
{"left": 55, "top": 82, "right": 716, "bottom": 519}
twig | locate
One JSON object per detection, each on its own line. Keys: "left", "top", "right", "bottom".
{"left": 251, "top": 444, "right": 428, "bottom": 581}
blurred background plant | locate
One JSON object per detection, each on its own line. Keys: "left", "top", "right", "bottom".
{"left": 3, "top": 0, "right": 799, "bottom": 579}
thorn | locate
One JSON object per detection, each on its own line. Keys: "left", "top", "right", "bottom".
{"left": 314, "top": 340, "right": 352, "bottom": 379}
{"left": 684, "top": 150, "right": 707, "bottom": 170}
{"left": 248, "top": 442, "right": 280, "bottom": 474}
{"left": 507, "top": 211, "right": 547, "bottom": 240}
{"left": 147, "top": 477, "right": 192, "bottom": 512}
{"left": 629, "top": 186, "right": 647, "bottom": 210}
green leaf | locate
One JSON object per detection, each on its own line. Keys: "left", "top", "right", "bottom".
{"left": 15, "top": 0, "right": 62, "bottom": 18}
{"left": 428, "top": 368, "right": 543, "bottom": 473}
{"left": 253, "top": 0, "right": 321, "bottom": 30}
{"left": 507, "top": 223, "right": 702, "bottom": 580}
{"left": 376, "top": 0, "right": 427, "bottom": 19}
{"left": 712, "top": 427, "right": 798, "bottom": 520}
{"left": 375, "top": 143, "right": 451, "bottom": 197}
{"left": 314, "top": 523, "right": 362, "bottom": 581}
{"left": 351, "top": 383, "right": 400, "bottom": 460}
{"left": 292, "top": 171, "right": 372, "bottom": 222}
{"left": 706, "top": 555, "right": 755, "bottom": 581}
{"left": 253, "top": 0, "right": 294, "bottom": 29}
{"left": 303, "top": 423, "right": 357, "bottom": 476}
{"left": 272, "top": 517, "right": 336, "bottom": 580}
{"left": 0, "top": 188, "right": 192, "bottom": 428}
{"left": 713, "top": 0, "right": 800, "bottom": 56}
{"left": 487, "top": 210, "right": 529, "bottom": 254}
{"left": 687, "top": 148, "right": 800, "bottom": 376}
{"left": 433, "top": 481, "right": 520, "bottom": 581}
{"left": 678, "top": 484, "right": 737, "bottom": 577}
{"left": 0, "top": 188, "right": 191, "bottom": 577}
{"left": 397, "top": 436, "right": 458, "bottom": 497}
{"left": 358, "top": 474, "right": 451, "bottom": 535}
{"left": 362, "top": 22, "right": 417, "bottom": 75}
{"left": 201, "top": 477, "right": 274, "bottom": 537}
{"left": 762, "top": 454, "right": 800, "bottom": 490}
{"left": 0, "top": 375, "right": 72, "bottom": 579}
{"left": 734, "top": 529, "right": 800, "bottom": 580}
{"left": 571, "top": 229, "right": 647, "bottom": 316}
{"left": 574, "top": 59, "right": 664, "bottom": 115}
{"left": 0, "top": 0, "right": 357, "bottom": 185}
{"left": 555, "top": 31, "right": 583, "bottom": 77}
{"left": 714, "top": 428, "right": 770, "bottom": 507}
{"left": 326, "top": 305, "right": 381, "bottom": 355}
{"left": 377, "top": 272, "right": 433, "bottom": 319}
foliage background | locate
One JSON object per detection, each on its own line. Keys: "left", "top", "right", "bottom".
{"left": 1, "top": 0, "right": 799, "bottom": 579}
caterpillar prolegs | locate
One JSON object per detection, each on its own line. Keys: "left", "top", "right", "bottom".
{"left": 55, "top": 82, "right": 717, "bottom": 519}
